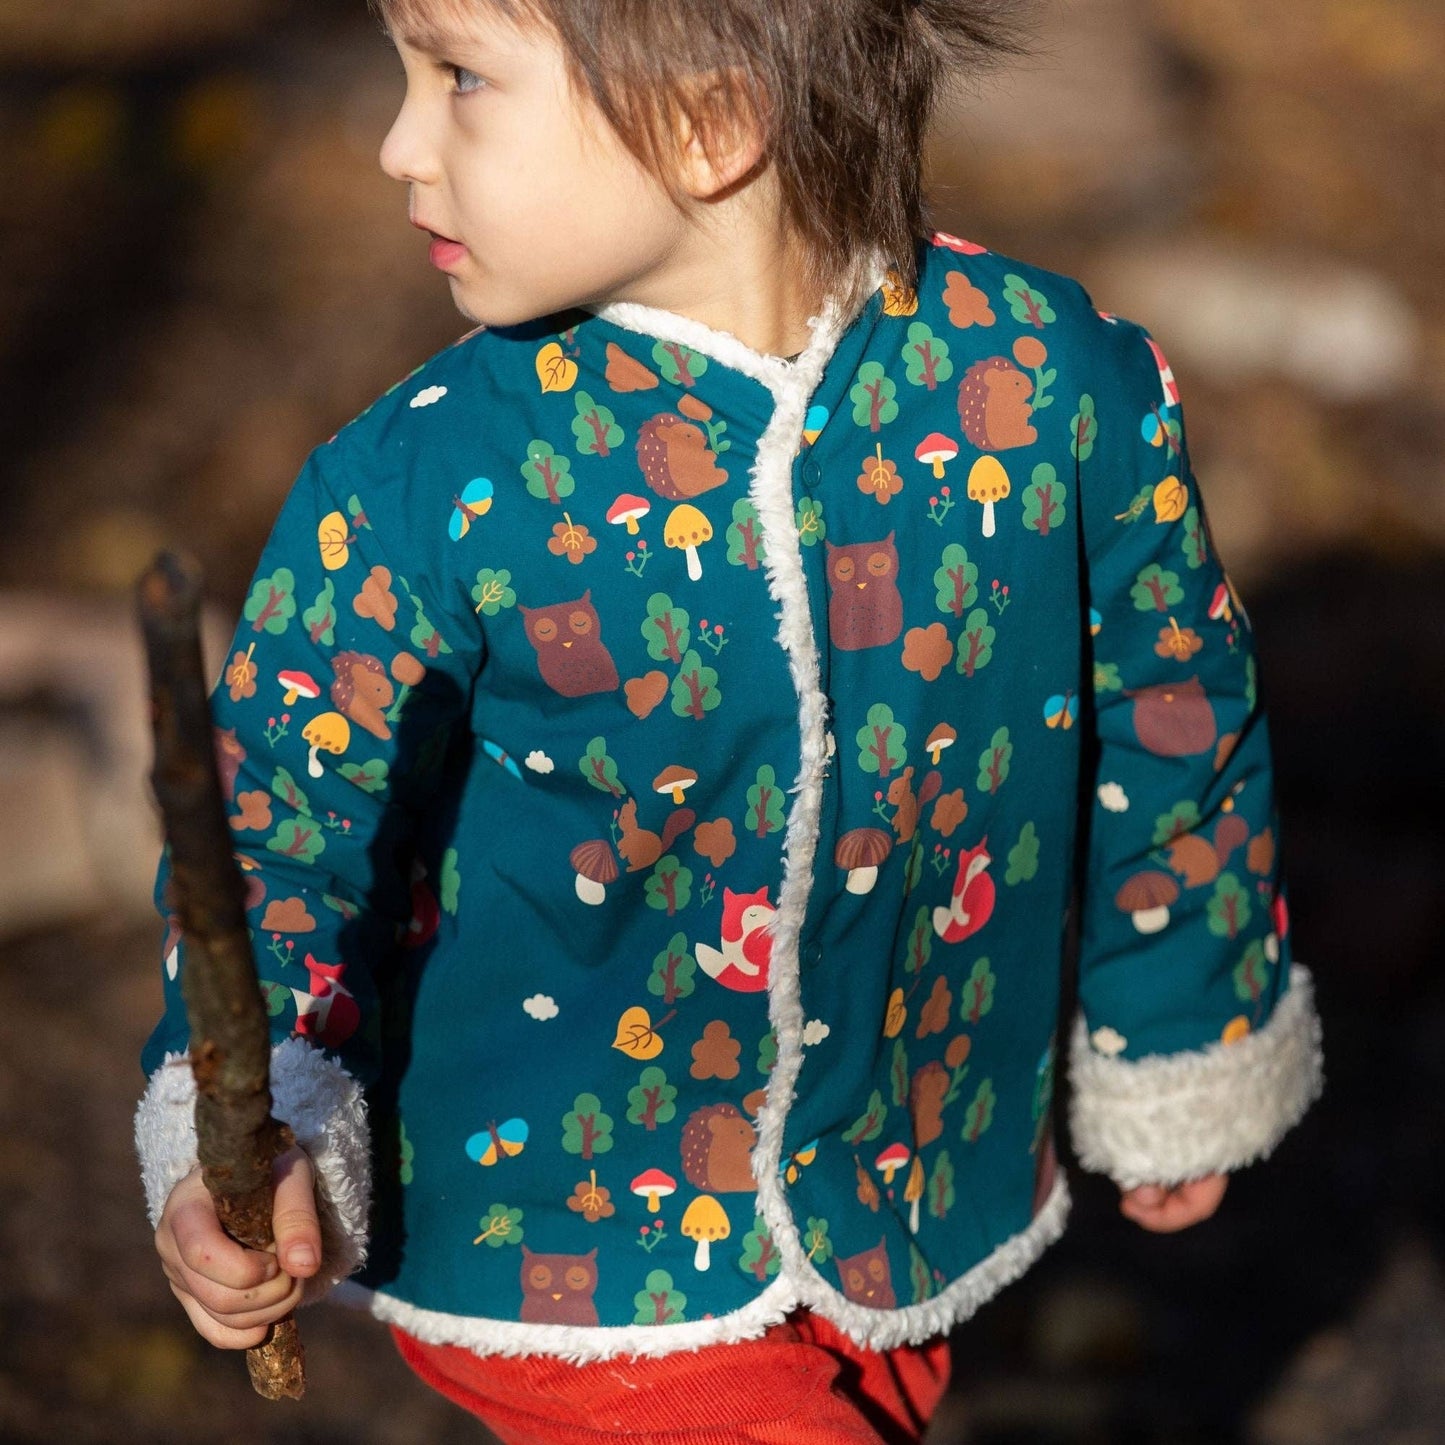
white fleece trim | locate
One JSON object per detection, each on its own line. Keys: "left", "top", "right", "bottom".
{"left": 1068, "top": 962, "right": 1325, "bottom": 1191}
{"left": 134, "top": 1036, "right": 372, "bottom": 1302}
{"left": 329, "top": 1174, "right": 1070, "bottom": 1357}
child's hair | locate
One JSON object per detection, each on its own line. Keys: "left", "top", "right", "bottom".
{"left": 369, "top": 0, "right": 1038, "bottom": 313}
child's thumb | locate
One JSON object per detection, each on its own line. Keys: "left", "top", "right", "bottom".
{"left": 270, "top": 1144, "right": 323, "bottom": 1277}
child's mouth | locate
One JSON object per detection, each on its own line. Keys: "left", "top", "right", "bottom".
{"left": 428, "top": 234, "right": 468, "bottom": 270}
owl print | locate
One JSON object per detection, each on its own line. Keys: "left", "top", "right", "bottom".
{"left": 825, "top": 534, "right": 903, "bottom": 650}
{"left": 835, "top": 1238, "right": 897, "bottom": 1309}
{"left": 518, "top": 590, "right": 620, "bottom": 698}
{"left": 519, "top": 1245, "right": 600, "bottom": 1325}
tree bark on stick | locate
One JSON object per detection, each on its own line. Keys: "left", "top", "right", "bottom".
{"left": 137, "top": 550, "right": 306, "bottom": 1400}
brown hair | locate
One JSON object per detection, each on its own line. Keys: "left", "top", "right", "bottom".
{"left": 369, "top": 0, "right": 1038, "bottom": 313}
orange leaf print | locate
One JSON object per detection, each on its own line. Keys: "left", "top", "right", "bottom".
{"left": 226, "top": 642, "right": 258, "bottom": 701}
{"left": 857, "top": 444, "right": 902, "bottom": 504}
{"left": 612, "top": 1005, "right": 674, "bottom": 1060}
{"left": 548, "top": 512, "right": 597, "bottom": 564}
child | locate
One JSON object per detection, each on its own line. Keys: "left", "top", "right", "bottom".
{"left": 136, "top": 0, "right": 1325, "bottom": 1438}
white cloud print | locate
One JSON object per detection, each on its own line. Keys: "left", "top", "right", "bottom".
{"left": 522, "top": 994, "right": 558, "bottom": 1020}
{"left": 525, "top": 750, "right": 554, "bottom": 774}
{"left": 410, "top": 384, "right": 448, "bottom": 408}
{"left": 1097, "top": 781, "right": 1129, "bottom": 813}
{"left": 802, "top": 1019, "right": 830, "bottom": 1046}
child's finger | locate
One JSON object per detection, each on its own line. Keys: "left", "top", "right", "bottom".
{"left": 164, "top": 1186, "right": 281, "bottom": 1291}
{"left": 270, "top": 1145, "right": 323, "bottom": 1278}
{"left": 163, "top": 1251, "right": 301, "bottom": 1321}
{"left": 170, "top": 1283, "right": 271, "bottom": 1351}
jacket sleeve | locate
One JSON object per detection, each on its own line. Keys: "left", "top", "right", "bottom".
{"left": 133, "top": 420, "right": 482, "bottom": 1295}
{"left": 1066, "top": 307, "right": 1323, "bottom": 1191}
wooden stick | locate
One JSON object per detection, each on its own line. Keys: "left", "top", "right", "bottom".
{"left": 137, "top": 550, "right": 306, "bottom": 1400}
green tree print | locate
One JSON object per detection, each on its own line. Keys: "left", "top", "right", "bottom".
{"left": 1070, "top": 394, "right": 1097, "bottom": 461}
{"left": 1131, "top": 563, "right": 1185, "bottom": 613}
{"left": 841, "top": 1089, "right": 887, "bottom": 1146}
{"left": 266, "top": 818, "right": 324, "bottom": 865}
{"left": 626, "top": 1066, "right": 678, "bottom": 1130}
{"left": 339, "top": 759, "right": 388, "bottom": 793}
{"left": 647, "top": 932, "right": 697, "bottom": 1005}
{"left": 1152, "top": 801, "right": 1201, "bottom": 847}
{"left": 962, "top": 1078, "right": 996, "bottom": 1142}
{"left": 961, "top": 957, "right": 996, "bottom": 1024}
{"left": 1182, "top": 506, "right": 1209, "bottom": 569}
{"left": 856, "top": 703, "right": 907, "bottom": 778}
{"left": 902, "top": 321, "right": 954, "bottom": 391}
{"left": 1021, "top": 463, "right": 1066, "bottom": 536}
{"left": 521, "top": 439, "right": 575, "bottom": 503}
{"left": 746, "top": 764, "right": 787, "bottom": 838}
{"left": 579, "top": 736, "right": 625, "bottom": 797}
{"left": 976, "top": 727, "right": 1012, "bottom": 795}
{"left": 1207, "top": 873, "right": 1252, "bottom": 940}
{"left": 738, "top": 1217, "right": 782, "bottom": 1281}
{"left": 1002, "top": 274, "right": 1056, "bottom": 328}
{"left": 850, "top": 361, "right": 899, "bottom": 432}
{"left": 725, "top": 497, "right": 767, "bottom": 569}
{"left": 652, "top": 340, "right": 706, "bottom": 388}
{"left": 302, "top": 578, "right": 336, "bottom": 646}
{"left": 645, "top": 855, "right": 693, "bottom": 915}
{"left": 934, "top": 542, "right": 978, "bottom": 618}
{"left": 956, "top": 609, "right": 996, "bottom": 677}
{"left": 641, "top": 592, "right": 691, "bottom": 664}
{"left": 927, "top": 1152, "right": 955, "bottom": 1220}
{"left": 634, "top": 1269, "right": 686, "bottom": 1324}
{"left": 571, "top": 391, "right": 622, "bottom": 457}
{"left": 670, "top": 649, "right": 721, "bottom": 720}
{"left": 1006, "top": 821, "right": 1040, "bottom": 884}
{"left": 271, "top": 765, "right": 311, "bottom": 816}
{"left": 244, "top": 568, "right": 296, "bottom": 635}
{"left": 561, "top": 1093, "right": 614, "bottom": 1160}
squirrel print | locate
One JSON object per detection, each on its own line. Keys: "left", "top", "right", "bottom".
{"left": 695, "top": 884, "right": 775, "bottom": 993}
{"left": 615, "top": 796, "right": 695, "bottom": 872}
{"left": 932, "top": 837, "right": 996, "bottom": 944}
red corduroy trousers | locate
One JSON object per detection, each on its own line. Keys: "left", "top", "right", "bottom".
{"left": 391, "top": 1307, "right": 952, "bottom": 1444}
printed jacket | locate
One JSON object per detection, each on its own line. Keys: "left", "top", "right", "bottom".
{"left": 136, "top": 231, "right": 1324, "bottom": 1359}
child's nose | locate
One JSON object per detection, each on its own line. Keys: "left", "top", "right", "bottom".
{"left": 378, "top": 100, "right": 441, "bottom": 186}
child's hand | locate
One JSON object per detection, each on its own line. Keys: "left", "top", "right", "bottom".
{"left": 153, "top": 1144, "right": 322, "bottom": 1348}
{"left": 1119, "top": 1173, "right": 1228, "bottom": 1232}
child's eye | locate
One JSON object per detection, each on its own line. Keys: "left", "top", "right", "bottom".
{"left": 442, "top": 62, "right": 487, "bottom": 96}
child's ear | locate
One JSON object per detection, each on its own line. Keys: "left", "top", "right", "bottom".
{"left": 673, "top": 70, "right": 766, "bottom": 200}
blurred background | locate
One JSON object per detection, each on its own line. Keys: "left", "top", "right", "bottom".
{"left": 1, "top": 0, "right": 1442, "bottom": 1440}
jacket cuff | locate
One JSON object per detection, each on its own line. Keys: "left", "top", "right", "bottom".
{"left": 133, "top": 1036, "right": 372, "bottom": 1302}
{"left": 1067, "top": 962, "right": 1324, "bottom": 1190}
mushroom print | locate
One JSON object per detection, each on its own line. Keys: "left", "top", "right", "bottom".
{"left": 607, "top": 492, "right": 651, "bottom": 535}
{"left": 875, "top": 1142, "right": 910, "bottom": 1188}
{"left": 664, "top": 504, "right": 712, "bottom": 580}
{"left": 925, "top": 723, "right": 956, "bottom": 765}
{"left": 914, "top": 433, "right": 959, "bottom": 479}
{"left": 966, "top": 456, "right": 1011, "bottom": 538}
{"left": 301, "top": 711, "right": 350, "bottom": 777}
{"left": 653, "top": 764, "right": 697, "bottom": 805}
{"left": 836, "top": 827, "right": 893, "bottom": 894}
{"left": 278, "top": 670, "right": 320, "bottom": 707}
{"left": 631, "top": 1168, "right": 677, "bottom": 1213}
{"left": 680, "top": 1195, "right": 730, "bottom": 1270}
{"left": 570, "top": 839, "right": 619, "bottom": 904}
{"left": 1115, "top": 871, "right": 1180, "bottom": 933}
{"left": 904, "top": 1156, "right": 927, "bottom": 1232}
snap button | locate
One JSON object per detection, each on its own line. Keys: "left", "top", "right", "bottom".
{"left": 802, "top": 457, "right": 822, "bottom": 489}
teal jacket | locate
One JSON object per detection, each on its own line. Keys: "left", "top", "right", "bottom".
{"left": 136, "top": 232, "right": 1323, "bottom": 1359}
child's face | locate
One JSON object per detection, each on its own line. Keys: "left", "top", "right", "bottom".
{"left": 379, "top": 8, "right": 695, "bottom": 327}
